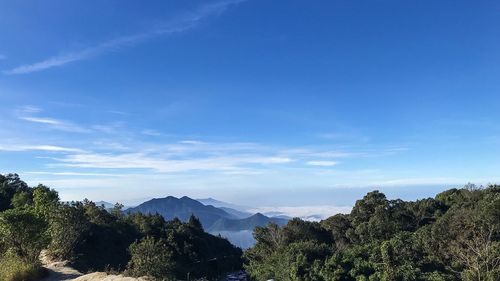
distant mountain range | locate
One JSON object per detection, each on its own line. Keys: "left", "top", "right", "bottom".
{"left": 208, "top": 212, "right": 287, "bottom": 232}
{"left": 196, "top": 198, "right": 253, "bottom": 219}
{"left": 197, "top": 197, "right": 249, "bottom": 210}
{"left": 126, "top": 196, "right": 287, "bottom": 231}
{"left": 95, "top": 201, "right": 134, "bottom": 211}
{"left": 95, "top": 201, "right": 116, "bottom": 209}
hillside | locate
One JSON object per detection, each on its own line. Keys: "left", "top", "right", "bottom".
{"left": 208, "top": 213, "right": 288, "bottom": 232}
{"left": 126, "top": 196, "right": 235, "bottom": 228}
{"left": 219, "top": 206, "right": 253, "bottom": 219}
{"left": 197, "top": 198, "right": 253, "bottom": 219}
{"left": 127, "top": 196, "right": 287, "bottom": 233}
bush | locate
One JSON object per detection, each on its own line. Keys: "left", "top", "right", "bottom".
{"left": 0, "top": 208, "right": 49, "bottom": 263}
{"left": 125, "top": 236, "right": 175, "bottom": 280}
{"left": 0, "top": 252, "right": 47, "bottom": 281}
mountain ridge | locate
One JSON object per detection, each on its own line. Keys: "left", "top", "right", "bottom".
{"left": 208, "top": 212, "right": 288, "bottom": 232}
{"left": 126, "top": 196, "right": 287, "bottom": 232}
{"left": 126, "top": 196, "right": 235, "bottom": 229}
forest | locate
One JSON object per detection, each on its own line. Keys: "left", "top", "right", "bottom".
{"left": 245, "top": 184, "right": 500, "bottom": 281}
{"left": 0, "top": 173, "right": 499, "bottom": 281}
{"left": 0, "top": 174, "right": 242, "bottom": 281}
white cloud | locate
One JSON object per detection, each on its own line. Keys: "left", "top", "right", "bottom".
{"left": 106, "top": 110, "right": 129, "bottom": 115}
{"left": 249, "top": 205, "right": 352, "bottom": 221}
{"left": 0, "top": 144, "right": 83, "bottom": 153}
{"left": 371, "top": 177, "right": 474, "bottom": 186}
{"left": 20, "top": 116, "right": 61, "bottom": 125}
{"left": 19, "top": 105, "right": 42, "bottom": 114}
{"left": 20, "top": 116, "right": 91, "bottom": 133}
{"left": 306, "top": 160, "right": 338, "bottom": 167}
{"left": 142, "top": 129, "right": 162, "bottom": 136}
{"left": 179, "top": 140, "right": 205, "bottom": 145}
{"left": 23, "top": 171, "right": 123, "bottom": 177}
{"left": 91, "top": 123, "right": 124, "bottom": 134}
{"left": 51, "top": 152, "right": 292, "bottom": 173}
{"left": 92, "top": 141, "right": 130, "bottom": 151}
{"left": 3, "top": 0, "right": 246, "bottom": 75}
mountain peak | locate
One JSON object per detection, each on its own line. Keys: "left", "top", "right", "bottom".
{"left": 252, "top": 212, "right": 266, "bottom": 218}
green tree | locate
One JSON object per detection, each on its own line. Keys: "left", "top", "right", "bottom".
{"left": 0, "top": 208, "right": 49, "bottom": 263}
{"left": 0, "top": 174, "right": 30, "bottom": 211}
{"left": 126, "top": 236, "right": 175, "bottom": 280}
{"left": 48, "top": 204, "right": 90, "bottom": 260}
{"left": 10, "top": 191, "right": 32, "bottom": 209}
{"left": 32, "top": 184, "right": 59, "bottom": 219}
{"left": 321, "top": 213, "right": 352, "bottom": 249}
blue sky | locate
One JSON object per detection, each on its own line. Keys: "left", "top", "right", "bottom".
{"left": 1, "top": 0, "right": 499, "bottom": 214}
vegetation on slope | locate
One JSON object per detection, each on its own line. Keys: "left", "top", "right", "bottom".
{"left": 244, "top": 184, "right": 500, "bottom": 281}
{"left": 0, "top": 173, "right": 242, "bottom": 281}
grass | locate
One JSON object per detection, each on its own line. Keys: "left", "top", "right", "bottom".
{"left": 0, "top": 252, "right": 47, "bottom": 281}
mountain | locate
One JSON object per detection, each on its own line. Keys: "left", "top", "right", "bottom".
{"left": 95, "top": 201, "right": 115, "bottom": 209}
{"left": 197, "top": 198, "right": 250, "bottom": 211}
{"left": 260, "top": 211, "right": 293, "bottom": 220}
{"left": 126, "top": 196, "right": 234, "bottom": 228}
{"left": 95, "top": 201, "right": 133, "bottom": 211}
{"left": 126, "top": 196, "right": 290, "bottom": 248}
{"left": 197, "top": 198, "right": 252, "bottom": 218}
{"left": 219, "top": 207, "right": 252, "bottom": 219}
{"left": 208, "top": 213, "right": 288, "bottom": 232}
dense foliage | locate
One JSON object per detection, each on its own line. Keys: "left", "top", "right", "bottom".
{"left": 0, "top": 174, "right": 242, "bottom": 281}
{"left": 244, "top": 185, "right": 500, "bottom": 281}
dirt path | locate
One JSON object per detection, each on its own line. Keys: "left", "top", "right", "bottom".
{"left": 40, "top": 260, "right": 83, "bottom": 281}
{"left": 39, "top": 251, "right": 147, "bottom": 281}
{"left": 73, "top": 273, "right": 148, "bottom": 281}
{"left": 40, "top": 262, "right": 148, "bottom": 281}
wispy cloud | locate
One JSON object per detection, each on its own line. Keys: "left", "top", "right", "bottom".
{"left": 371, "top": 177, "right": 475, "bottom": 187}
{"left": 20, "top": 116, "right": 91, "bottom": 133}
{"left": 106, "top": 110, "right": 130, "bottom": 116}
{"left": 142, "top": 129, "right": 162, "bottom": 136}
{"left": 24, "top": 171, "right": 123, "bottom": 177}
{"left": 0, "top": 54, "right": 6, "bottom": 60}
{"left": 306, "top": 160, "right": 338, "bottom": 167}
{"left": 19, "top": 105, "right": 42, "bottom": 114}
{"left": 51, "top": 152, "right": 291, "bottom": 173}
{"left": 21, "top": 116, "right": 62, "bottom": 125}
{"left": 3, "top": 0, "right": 246, "bottom": 75}
{"left": 0, "top": 144, "right": 83, "bottom": 153}
{"left": 91, "top": 122, "right": 125, "bottom": 134}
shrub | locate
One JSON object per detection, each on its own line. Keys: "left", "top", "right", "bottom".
{"left": 126, "top": 236, "right": 175, "bottom": 280}
{"left": 0, "top": 252, "right": 47, "bottom": 281}
{"left": 0, "top": 208, "right": 49, "bottom": 263}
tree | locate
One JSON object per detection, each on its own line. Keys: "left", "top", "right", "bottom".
{"left": 48, "top": 204, "right": 90, "bottom": 260}
{"left": 188, "top": 214, "right": 203, "bottom": 231}
{"left": 11, "top": 191, "right": 32, "bottom": 209}
{"left": 126, "top": 236, "right": 175, "bottom": 280}
{"left": 111, "top": 203, "right": 124, "bottom": 218}
{"left": 0, "top": 173, "right": 30, "bottom": 211}
{"left": 451, "top": 224, "right": 500, "bottom": 281}
{"left": 0, "top": 208, "right": 49, "bottom": 263}
{"left": 349, "top": 190, "right": 392, "bottom": 242}
{"left": 32, "top": 184, "right": 59, "bottom": 219}
{"left": 282, "top": 218, "right": 333, "bottom": 245}
{"left": 321, "top": 213, "right": 352, "bottom": 249}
